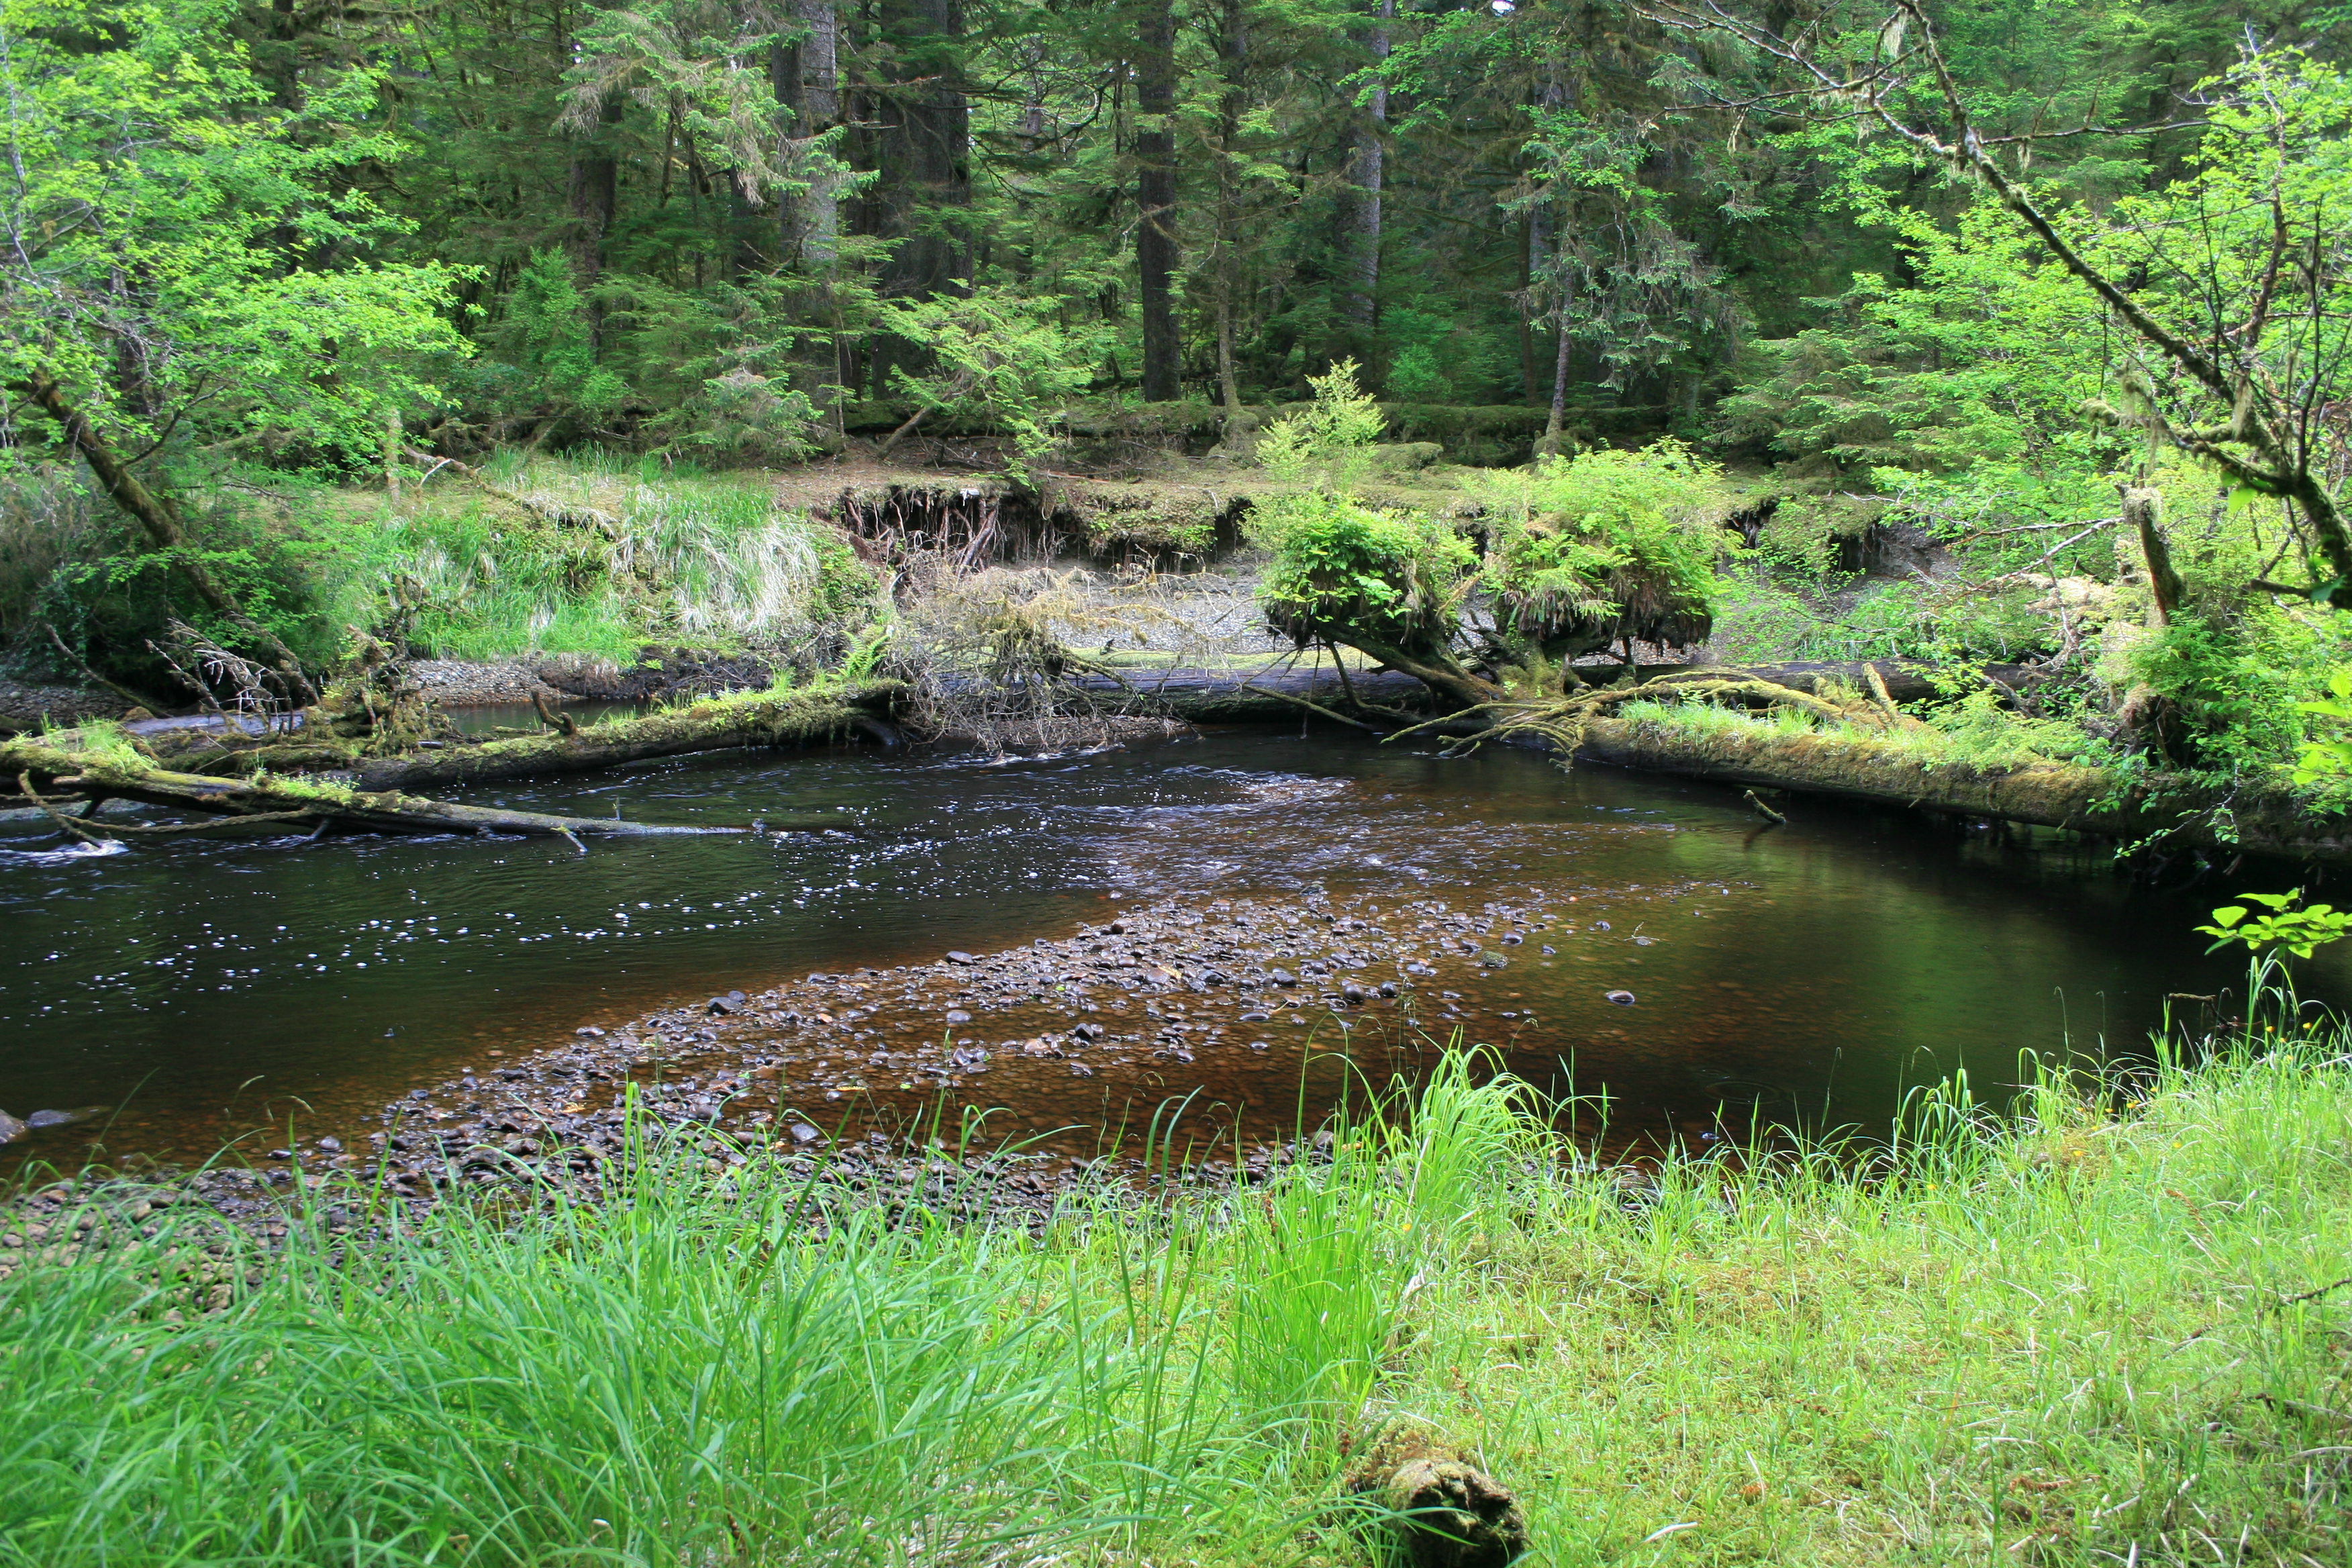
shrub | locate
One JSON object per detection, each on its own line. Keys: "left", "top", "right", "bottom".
{"left": 1255, "top": 493, "right": 1476, "bottom": 655}
{"left": 1469, "top": 439, "right": 1726, "bottom": 660}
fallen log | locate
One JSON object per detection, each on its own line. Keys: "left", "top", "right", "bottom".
{"left": 121, "top": 682, "right": 908, "bottom": 791}
{"left": 4, "top": 682, "right": 910, "bottom": 844}
{"left": 344, "top": 683, "right": 909, "bottom": 790}
{"left": 1565, "top": 711, "right": 2352, "bottom": 866}
{"left": 5, "top": 745, "right": 738, "bottom": 841}
{"left": 1055, "top": 658, "right": 2028, "bottom": 726}
{"left": 1106, "top": 658, "right": 2351, "bottom": 865}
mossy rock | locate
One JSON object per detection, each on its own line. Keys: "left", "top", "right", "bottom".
{"left": 1365, "top": 441, "right": 1446, "bottom": 472}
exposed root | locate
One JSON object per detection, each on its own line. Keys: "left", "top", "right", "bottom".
{"left": 893, "top": 564, "right": 1202, "bottom": 754}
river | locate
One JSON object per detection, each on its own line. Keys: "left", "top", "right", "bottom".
{"left": 0, "top": 729, "right": 2320, "bottom": 1169}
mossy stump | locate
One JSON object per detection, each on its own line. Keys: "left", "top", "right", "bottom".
{"left": 1377, "top": 1458, "right": 1528, "bottom": 1568}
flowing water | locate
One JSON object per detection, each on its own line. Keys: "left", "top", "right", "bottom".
{"left": 0, "top": 730, "right": 2328, "bottom": 1169}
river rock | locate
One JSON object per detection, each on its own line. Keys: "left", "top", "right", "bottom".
{"left": 1605, "top": 989, "right": 1636, "bottom": 1006}
{"left": 1378, "top": 1459, "right": 1528, "bottom": 1568}
{"left": 25, "top": 1110, "right": 77, "bottom": 1130}
{"left": 0, "top": 1110, "right": 22, "bottom": 1144}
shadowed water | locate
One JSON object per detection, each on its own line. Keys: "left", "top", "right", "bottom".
{"left": 0, "top": 730, "right": 2323, "bottom": 1168}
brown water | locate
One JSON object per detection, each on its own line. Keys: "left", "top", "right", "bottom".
{"left": 0, "top": 730, "right": 2320, "bottom": 1168}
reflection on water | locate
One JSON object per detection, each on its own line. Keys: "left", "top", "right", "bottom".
{"left": 0, "top": 730, "right": 2324, "bottom": 1167}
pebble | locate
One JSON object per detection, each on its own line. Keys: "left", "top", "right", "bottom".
{"left": 1606, "top": 990, "right": 1636, "bottom": 1006}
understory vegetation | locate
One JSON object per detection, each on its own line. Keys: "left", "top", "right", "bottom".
{"left": 4, "top": 1016, "right": 2349, "bottom": 1566}
{"left": 3, "top": 452, "right": 886, "bottom": 691}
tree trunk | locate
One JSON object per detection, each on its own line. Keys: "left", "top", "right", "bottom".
{"left": 566, "top": 92, "right": 626, "bottom": 351}
{"left": 15, "top": 375, "right": 319, "bottom": 705}
{"left": 1519, "top": 214, "right": 1538, "bottom": 403}
{"left": 2127, "top": 486, "right": 2186, "bottom": 624}
{"left": 1539, "top": 313, "right": 1573, "bottom": 457}
{"left": 1135, "top": 0, "right": 1181, "bottom": 402}
{"left": 1335, "top": 0, "right": 1391, "bottom": 360}
{"left": 865, "top": 0, "right": 970, "bottom": 385}
{"left": 1528, "top": 66, "right": 1567, "bottom": 420}
{"left": 777, "top": 0, "right": 841, "bottom": 267}
{"left": 1212, "top": 0, "right": 1249, "bottom": 424}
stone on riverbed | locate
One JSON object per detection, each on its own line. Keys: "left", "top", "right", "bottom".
{"left": 0, "top": 1110, "right": 23, "bottom": 1145}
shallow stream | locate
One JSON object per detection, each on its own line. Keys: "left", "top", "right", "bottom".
{"left": 0, "top": 730, "right": 2328, "bottom": 1169}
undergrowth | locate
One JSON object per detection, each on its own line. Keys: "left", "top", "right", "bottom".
{"left": 3, "top": 998, "right": 2350, "bottom": 1565}
{"left": 359, "top": 456, "right": 883, "bottom": 660}
{"left": 7, "top": 455, "right": 886, "bottom": 688}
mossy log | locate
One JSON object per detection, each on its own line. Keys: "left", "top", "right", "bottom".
{"left": 3, "top": 684, "right": 907, "bottom": 842}
{"left": 1567, "top": 712, "right": 2352, "bottom": 865}
{"left": 1109, "top": 660, "right": 2347, "bottom": 863}
{"left": 2, "top": 740, "right": 734, "bottom": 841}
{"left": 117, "top": 683, "right": 908, "bottom": 791}
{"left": 342, "top": 683, "right": 908, "bottom": 791}
{"left": 1062, "top": 659, "right": 2011, "bottom": 726}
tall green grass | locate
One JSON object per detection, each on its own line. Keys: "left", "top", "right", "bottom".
{"left": 331, "top": 457, "right": 877, "bottom": 661}
{"left": 2, "top": 1014, "right": 2349, "bottom": 1566}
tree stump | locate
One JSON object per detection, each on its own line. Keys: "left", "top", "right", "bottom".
{"left": 1379, "top": 1457, "right": 1528, "bottom": 1568}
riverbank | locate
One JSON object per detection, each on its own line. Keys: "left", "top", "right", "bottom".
{"left": 3, "top": 1012, "right": 2347, "bottom": 1565}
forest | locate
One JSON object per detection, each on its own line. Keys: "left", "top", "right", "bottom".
{"left": 1, "top": 0, "right": 2347, "bottom": 817}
